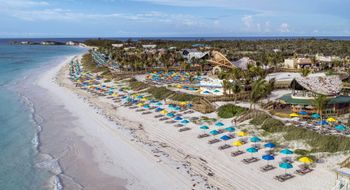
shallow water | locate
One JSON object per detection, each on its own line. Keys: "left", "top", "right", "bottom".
{"left": 0, "top": 43, "right": 84, "bottom": 189}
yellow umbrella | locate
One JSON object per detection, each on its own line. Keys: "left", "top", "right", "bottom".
{"left": 160, "top": 110, "right": 168, "bottom": 115}
{"left": 298, "top": 156, "right": 313, "bottom": 164}
{"left": 232, "top": 140, "right": 243, "bottom": 147}
{"left": 327, "top": 117, "right": 336, "bottom": 122}
{"left": 137, "top": 103, "right": 143, "bottom": 107}
{"left": 176, "top": 84, "right": 182, "bottom": 88}
{"left": 141, "top": 98, "right": 148, "bottom": 101}
{"left": 237, "top": 131, "right": 247, "bottom": 137}
{"left": 289, "top": 113, "right": 299, "bottom": 117}
{"left": 179, "top": 101, "right": 187, "bottom": 106}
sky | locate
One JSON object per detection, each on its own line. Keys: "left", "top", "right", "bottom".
{"left": 0, "top": 0, "right": 350, "bottom": 38}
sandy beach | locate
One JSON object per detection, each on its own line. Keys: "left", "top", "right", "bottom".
{"left": 33, "top": 54, "right": 342, "bottom": 190}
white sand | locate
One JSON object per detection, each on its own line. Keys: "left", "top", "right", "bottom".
{"left": 38, "top": 56, "right": 340, "bottom": 190}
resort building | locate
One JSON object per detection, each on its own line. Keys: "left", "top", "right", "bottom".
{"left": 66, "top": 41, "right": 80, "bottom": 46}
{"left": 182, "top": 49, "right": 209, "bottom": 60}
{"left": 279, "top": 76, "right": 350, "bottom": 115}
{"left": 112, "top": 44, "right": 124, "bottom": 48}
{"left": 231, "top": 57, "right": 256, "bottom": 70}
{"left": 142, "top": 44, "right": 157, "bottom": 49}
{"left": 282, "top": 58, "right": 313, "bottom": 69}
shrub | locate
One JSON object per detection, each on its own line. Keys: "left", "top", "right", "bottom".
{"left": 250, "top": 113, "right": 270, "bottom": 125}
{"left": 260, "top": 117, "right": 350, "bottom": 153}
{"left": 217, "top": 104, "right": 247, "bottom": 118}
{"left": 129, "top": 80, "right": 148, "bottom": 90}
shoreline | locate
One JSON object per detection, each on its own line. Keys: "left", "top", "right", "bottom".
{"left": 36, "top": 55, "right": 192, "bottom": 189}
{"left": 33, "top": 54, "right": 341, "bottom": 190}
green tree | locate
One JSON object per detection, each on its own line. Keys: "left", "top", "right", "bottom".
{"left": 312, "top": 94, "right": 329, "bottom": 122}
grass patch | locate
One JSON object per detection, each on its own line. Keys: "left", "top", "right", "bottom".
{"left": 147, "top": 86, "right": 195, "bottom": 101}
{"left": 259, "top": 117, "right": 350, "bottom": 153}
{"left": 81, "top": 53, "right": 112, "bottom": 79}
{"left": 250, "top": 113, "right": 270, "bottom": 125}
{"left": 217, "top": 104, "right": 247, "bottom": 118}
{"left": 129, "top": 78, "right": 149, "bottom": 91}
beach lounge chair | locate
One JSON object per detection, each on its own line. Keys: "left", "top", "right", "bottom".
{"left": 179, "top": 127, "right": 191, "bottom": 132}
{"left": 197, "top": 134, "right": 210, "bottom": 138}
{"left": 218, "top": 144, "right": 231, "bottom": 150}
{"left": 231, "top": 150, "right": 245, "bottom": 157}
{"left": 242, "top": 157, "right": 260, "bottom": 164}
{"left": 208, "top": 139, "right": 221, "bottom": 144}
{"left": 274, "top": 174, "right": 295, "bottom": 182}
{"left": 142, "top": 111, "right": 152, "bottom": 115}
{"left": 154, "top": 115, "right": 163, "bottom": 118}
{"left": 159, "top": 117, "right": 169, "bottom": 121}
{"left": 295, "top": 168, "right": 313, "bottom": 175}
{"left": 129, "top": 106, "right": 138, "bottom": 109}
{"left": 174, "top": 124, "right": 184, "bottom": 128}
{"left": 136, "top": 109, "right": 145, "bottom": 112}
{"left": 227, "top": 134, "right": 235, "bottom": 139}
{"left": 165, "top": 120, "right": 176, "bottom": 124}
{"left": 260, "top": 165, "right": 276, "bottom": 172}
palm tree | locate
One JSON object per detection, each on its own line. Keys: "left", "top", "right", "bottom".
{"left": 249, "top": 78, "right": 269, "bottom": 110}
{"left": 301, "top": 68, "right": 311, "bottom": 77}
{"left": 222, "top": 79, "right": 230, "bottom": 95}
{"left": 312, "top": 94, "right": 329, "bottom": 122}
{"left": 231, "top": 80, "right": 242, "bottom": 103}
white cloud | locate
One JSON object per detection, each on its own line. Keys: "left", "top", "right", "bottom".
{"left": 242, "top": 15, "right": 253, "bottom": 29}
{"left": 279, "top": 23, "right": 290, "bottom": 33}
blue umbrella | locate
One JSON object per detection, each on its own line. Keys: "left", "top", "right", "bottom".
{"left": 299, "top": 110, "right": 308, "bottom": 115}
{"left": 200, "top": 126, "right": 209, "bottom": 130}
{"left": 280, "top": 162, "right": 293, "bottom": 168}
{"left": 317, "top": 120, "right": 329, "bottom": 125}
{"left": 246, "top": 147, "right": 258, "bottom": 153}
{"left": 167, "top": 113, "right": 175, "bottom": 117}
{"left": 155, "top": 108, "right": 163, "bottom": 112}
{"left": 215, "top": 122, "right": 224, "bottom": 127}
{"left": 174, "top": 116, "right": 183, "bottom": 121}
{"left": 250, "top": 136, "right": 262, "bottom": 143}
{"left": 210, "top": 130, "right": 219, "bottom": 135}
{"left": 279, "top": 162, "right": 293, "bottom": 173}
{"left": 262, "top": 154, "right": 275, "bottom": 161}
{"left": 156, "top": 102, "right": 163, "bottom": 106}
{"left": 181, "top": 120, "right": 190, "bottom": 124}
{"left": 280, "top": 149, "right": 293, "bottom": 155}
{"left": 225, "top": 127, "right": 235, "bottom": 132}
{"left": 264, "top": 142, "right": 276, "bottom": 148}
{"left": 143, "top": 104, "right": 150, "bottom": 109}
{"left": 220, "top": 135, "right": 231, "bottom": 141}
{"left": 311, "top": 113, "right": 321, "bottom": 119}
{"left": 335, "top": 125, "right": 347, "bottom": 131}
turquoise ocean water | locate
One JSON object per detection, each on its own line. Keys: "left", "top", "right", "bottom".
{"left": 0, "top": 43, "right": 84, "bottom": 190}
